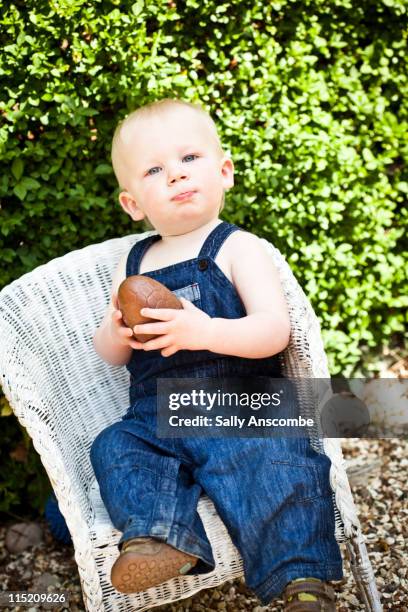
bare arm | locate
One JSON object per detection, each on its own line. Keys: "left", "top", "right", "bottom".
{"left": 206, "top": 232, "right": 291, "bottom": 358}
{"left": 93, "top": 252, "right": 140, "bottom": 366}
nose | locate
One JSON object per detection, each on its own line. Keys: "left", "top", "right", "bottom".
{"left": 167, "top": 163, "right": 189, "bottom": 185}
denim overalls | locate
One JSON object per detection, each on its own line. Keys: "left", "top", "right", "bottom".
{"left": 90, "top": 220, "right": 343, "bottom": 603}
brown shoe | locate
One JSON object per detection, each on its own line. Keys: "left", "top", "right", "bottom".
{"left": 283, "top": 578, "right": 336, "bottom": 611}
{"left": 111, "top": 537, "right": 198, "bottom": 593}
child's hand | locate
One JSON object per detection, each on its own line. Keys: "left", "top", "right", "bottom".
{"left": 109, "top": 292, "right": 142, "bottom": 350}
{"left": 131, "top": 297, "right": 212, "bottom": 357}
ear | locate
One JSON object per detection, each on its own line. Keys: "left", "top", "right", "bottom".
{"left": 220, "top": 157, "right": 234, "bottom": 190}
{"left": 118, "top": 191, "right": 145, "bottom": 222}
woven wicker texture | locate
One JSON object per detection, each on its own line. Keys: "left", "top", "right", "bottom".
{"left": 0, "top": 231, "right": 363, "bottom": 611}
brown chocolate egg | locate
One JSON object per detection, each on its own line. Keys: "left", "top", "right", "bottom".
{"left": 117, "top": 275, "right": 182, "bottom": 342}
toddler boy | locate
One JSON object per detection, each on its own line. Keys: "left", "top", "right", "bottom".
{"left": 91, "top": 98, "right": 342, "bottom": 609}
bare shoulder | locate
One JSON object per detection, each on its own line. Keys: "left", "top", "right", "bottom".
{"left": 230, "top": 229, "right": 263, "bottom": 248}
{"left": 216, "top": 229, "right": 274, "bottom": 289}
{"left": 222, "top": 229, "right": 287, "bottom": 317}
{"left": 222, "top": 229, "right": 268, "bottom": 265}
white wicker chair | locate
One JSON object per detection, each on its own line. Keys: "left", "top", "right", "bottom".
{"left": 0, "top": 231, "right": 382, "bottom": 611}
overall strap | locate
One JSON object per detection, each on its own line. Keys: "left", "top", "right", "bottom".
{"left": 126, "top": 232, "right": 160, "bottom": 276}
{"left": 198, "top": 221, "right": 241, "bottom": 260}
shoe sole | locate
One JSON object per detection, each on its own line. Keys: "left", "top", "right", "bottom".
{"left": 111, "top": 543, "right": 197, "bottom": 593}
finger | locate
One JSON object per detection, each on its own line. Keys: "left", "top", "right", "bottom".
{"left": 140, "top": 307, "right": 177, "bottom": 321}
{"left": 161, "top": 346, "right": 178, "bottom": 357}
{"left": 112, "top": 293, "right": 119, "bottom": 310}
{"left": 133, "top": 322, "right": 168, "bottom": 335}
{"left": 130, "top": 340, "right": 144, "bottom": 350}
{"left": 112, "top": 310, "right": 123, "bottom": 320}
{"left": 113, "top": 314, "right": 129, "bottom": 329}
{"left": 142, "top": 335, "right": 172, "bottom": 351}
{"left": 118, "top": 326, "right": 133, "bottom": 337}
{"left": 179, "top": 297, "right": 195, "bottom": 309}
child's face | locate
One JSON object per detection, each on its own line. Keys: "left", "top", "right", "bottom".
{"left": 117, "top": 108, "right": 234, "bottom": 236}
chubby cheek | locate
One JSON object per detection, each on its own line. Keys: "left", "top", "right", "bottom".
{"left": 142, "top": 180, "right": 165, "bottom": 206}
{"left": 204, "top": 160, "right": 225, "bottom": 188}
{"left": 204, "top": 170, "right": 225, "bottom": 200}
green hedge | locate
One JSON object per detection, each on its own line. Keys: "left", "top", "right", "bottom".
{"left": 0, "top": 0, "right": 406, "bottom": 516}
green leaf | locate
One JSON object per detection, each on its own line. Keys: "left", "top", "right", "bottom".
{"left": 21, "top": 177, "right": 41, "bottom": 190}
{"left": 131, "top": 0, "right": 144, "bottom": 16}
{"left": 13, "top": 183, "right": 27, "bottom": 200}
{"left": 95, "top": 164, "right": 112, "bottom": 175}
{"left": 11, "top": 159, "right": 24, "bottom": 181}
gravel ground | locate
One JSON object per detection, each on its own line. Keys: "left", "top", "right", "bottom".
{"left": 1, "top": 436, "right": 407, "bottom": 612}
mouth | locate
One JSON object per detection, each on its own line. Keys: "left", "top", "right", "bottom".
{"left": 171, "top": 190, "right": 197, "bottom": 202}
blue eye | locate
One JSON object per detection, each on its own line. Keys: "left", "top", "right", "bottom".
{"left": 147, "top": 166, "right": 161, "bottom": 176}
{"left": 146, "top": 155, "right": 198, "bottom": 176}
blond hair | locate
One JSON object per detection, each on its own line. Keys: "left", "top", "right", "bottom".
{"left": 111, "top": 98, "right": 226, "bottom": 214}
